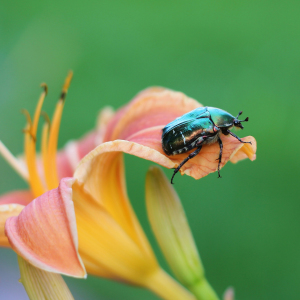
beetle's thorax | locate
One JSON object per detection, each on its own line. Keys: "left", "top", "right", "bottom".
{"left": 207, "top": 107, "right": 235, "bottom": 128}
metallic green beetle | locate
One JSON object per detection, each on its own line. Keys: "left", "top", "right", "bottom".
{"left": 162, "top": 107, "right": 251, "bottom": 184}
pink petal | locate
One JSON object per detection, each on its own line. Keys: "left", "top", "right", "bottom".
{"left": 0, "top": 190, "right": 33, "bottom": 206}
{"left": 102, "top": 88, "right": 182, "bottom": 142}
{"left": 5, "top": 178, "right": 86, "bottom": 278}
{"left": 105, "top": 88, "right": 201, "bottom": 141}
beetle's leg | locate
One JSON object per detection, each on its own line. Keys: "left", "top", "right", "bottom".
{"left": 216, "top": 136, "right": 223, "bottom": 178}
{"left": 171, "top": 145, "right": 202, "bottom": 184}
{"left": 227, "top": 130, "right": 252, "bottom": 145}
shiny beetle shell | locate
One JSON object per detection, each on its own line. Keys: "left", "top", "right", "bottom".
{"left": 161, "top": 106, "right": 250, "bottom": 183}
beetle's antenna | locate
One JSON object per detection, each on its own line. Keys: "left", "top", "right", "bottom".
{"left": 236, "top": 111, "right": 243, "bottom": 119}
{"left": 240, "top": 117, "right": 249, "bottom": 122}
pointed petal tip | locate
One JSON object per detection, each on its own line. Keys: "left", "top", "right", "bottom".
{"left": 229, "top": 136, "right": 257, "bottom": 164}
{"left": 147, "top": 165, "right": 163, "bottom": 178}
{"left": 5, "top": 177, "right": 86, "bottom": 278}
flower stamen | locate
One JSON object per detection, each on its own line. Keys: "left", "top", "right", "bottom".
{"left": 43, "top": 71, "right": 73, "bottom": 190}
{"left": 21, "top": 109, "right": 34, "bottom": 140}
{"left": 23, "top": 85, "right": 48, "bottom": 197}
{"left": 41, "top": 114, "right": 50, "bottom": 189}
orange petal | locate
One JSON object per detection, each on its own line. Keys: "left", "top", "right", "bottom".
{"left": 0, "top": 190, "right": 33, "bottom": 205}
{"left": 72, "top": 180, "right": 158, "bottom": 284}
{"left": 0, "top": 204, "right": 24, "bottom": 247}
{"left": 230, "top": 136, "right": 257, "bottom": 163}
{"left": 103, "top": 87, "right": 172, "bottom": 141}
{"left": 75, "top": 148, "right": 156, "bottom": 259}
{"left": 5, "top": 178, "right": 86, "bottom": 278}
{"left": 107, "top": 88, "right": 201, "bottom": 141}
{"left": 170, "top": 135, "right": 257, "bottom": 179}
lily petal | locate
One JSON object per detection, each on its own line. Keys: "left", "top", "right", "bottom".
{"left": 0, "top": 190, "right": 33, "bottom": 205}
{"left": 105, "top": 88, "right": 201, "bottom": 142}
{"left": 74, "top": 151, "right": 156, "bottom": 262}
{"left": 72, "top": 180, "right": 158, "bottom": 283}
{"left": 5, "top": 178, "right": 86, "bottom": 278}
{"left": 0, "top": 204, "right": 24, "bottom": 247}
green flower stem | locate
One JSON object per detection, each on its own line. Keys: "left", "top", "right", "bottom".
{"left": 145, "top": 268, "right": 197, "bottom": 300}
{"left": 189, "top": 278, "right": 219, "bottom": 300}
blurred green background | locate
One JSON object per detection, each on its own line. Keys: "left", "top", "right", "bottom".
{"left": 0, "top": 1, "right": 299, "bottom": 299}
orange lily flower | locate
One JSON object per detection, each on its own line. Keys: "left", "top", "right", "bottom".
{"left": 0, "top": 78, "right": 256, "bottom": 299}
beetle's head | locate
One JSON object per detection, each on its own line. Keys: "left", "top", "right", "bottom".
{"left": 233, "top": 111, "right": 249, "bottom": 129}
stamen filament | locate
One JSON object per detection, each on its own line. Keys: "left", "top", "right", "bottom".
{"left": 24, "top": 125, "right": 45, "bottom": 197}
{"left": 44, "top": 71, "right": 73, "bottom": 190}
{"left": 32, "top": 84, "right": 48, "bottom": 139}
{"left": 41, "top": 121, "right": 51, "bottom": 190}
{"left": 23, "top": 86, "right": 48, "bottom": 197}
{"left": 0, "top": 140, "right": 29, "bottom": 181}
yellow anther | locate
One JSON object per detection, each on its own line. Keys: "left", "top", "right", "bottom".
{"left": 21, "top": 109, "right": 35, "bottom": 141}
{"left": 40, "top": 83, "right": 48, "bottom": 96}
{"left": 21, "top": 109, "right": 32, "bottom": 127}
{"left": 59, "top": 71, "right": 73, "bottom": 102}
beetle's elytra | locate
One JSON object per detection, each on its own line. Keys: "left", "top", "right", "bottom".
{"left": 162, "top": 107, "right": 251, "bottom": 184}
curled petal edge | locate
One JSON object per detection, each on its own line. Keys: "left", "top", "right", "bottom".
{"left": 5, "top": 178, "right": 86, "bottom": 278}
{"left": 75, "top": 136, "right": 256, "bottom": 182}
